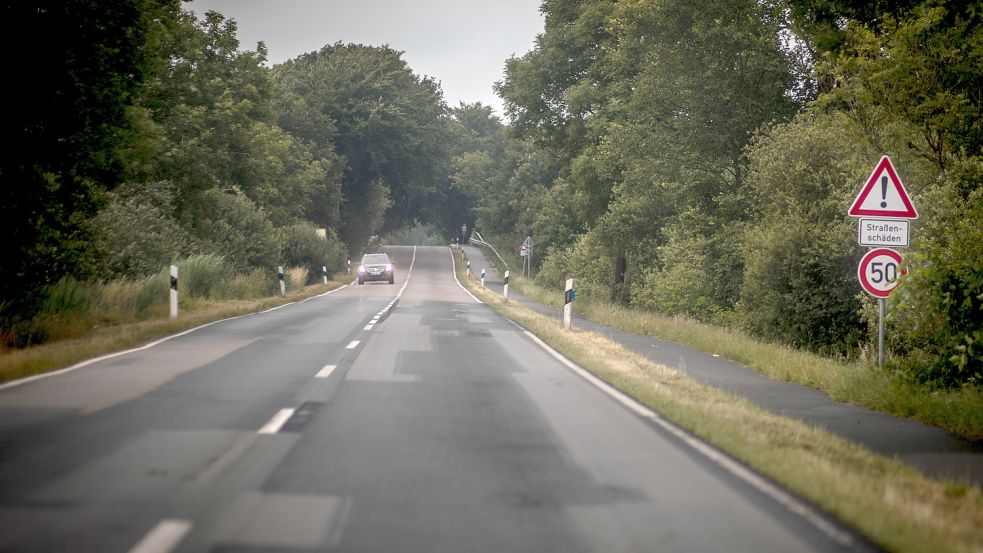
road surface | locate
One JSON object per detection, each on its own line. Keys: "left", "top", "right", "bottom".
{"left": 461, "top": 244, "right": 983, "bottom": 487}
{"left": 0, "top": 246, "right": 867, "bottom": 552}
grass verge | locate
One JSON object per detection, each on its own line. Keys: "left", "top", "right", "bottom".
{"left": 453, "top": 247, "right": 983, "bottom": 553}
{"left": 500, "top": 273, "right": 983, "bottom": 442}
{"left": 0, "top": 279, "right": 350, "bottom": 385}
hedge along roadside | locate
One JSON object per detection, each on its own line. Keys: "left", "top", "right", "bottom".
{"left": 453, "top": 248, "right": 983, "bottom": 553}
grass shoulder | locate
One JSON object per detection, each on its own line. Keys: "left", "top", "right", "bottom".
{"left": 0, "top": 279, "right": 350, "bottom": 385}
{"left": 452, "top": 247, "right": 983, "bottom": 553}
{"left": 505, "top": 273, "right": 983, "bottom": 442}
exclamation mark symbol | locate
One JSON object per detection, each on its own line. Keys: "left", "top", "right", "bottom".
{"left": 880, "top": 176, "right": 888, "bottom": 208}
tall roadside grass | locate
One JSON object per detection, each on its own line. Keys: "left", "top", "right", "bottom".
{"left": 453, "top": 248, "right": 983, "bottom": 553}
{"left": 507, "top": 273, "right": 983, "bottom": 442}
{"left": 0, "top": 255, "right": 343, "bottom": 384}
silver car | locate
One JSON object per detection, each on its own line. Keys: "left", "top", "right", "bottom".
{"left": 357, "top": 253, "right": 395, "bottom": 284}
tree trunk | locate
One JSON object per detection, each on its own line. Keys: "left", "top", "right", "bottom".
{"left": 611, "top": 254, "right": 627, "bottom": 304}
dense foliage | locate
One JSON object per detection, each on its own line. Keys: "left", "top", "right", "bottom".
{"left": 474, "top": 0, "right": 982, "bottom": 385}
{"left": 2, "top": 0, "right": 980, "bottom": 388}
{"left": 0, "top": 3, "right": 467, "bottom": 344}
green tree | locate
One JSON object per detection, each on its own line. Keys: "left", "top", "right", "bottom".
{"left": 273, "top": 44, "right": 452, "bottom": 253}
{"left": 0, "top": 0, "right": 176, "bottom": 322}
{"left": 88, "top": 181, "right": 197, "bottom": 278}
{"left": 279, "top": 223, "right": 348, "bottom": 282}
{"left": 190, "top": 189, "right": 280, "bottom": 270}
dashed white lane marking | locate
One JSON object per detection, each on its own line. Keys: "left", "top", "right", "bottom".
{"left": 520, "top": 329, "right": 856, "bottom": 547}
{"left": 345, "top": 341, "right": 360, "bottom": 349}
{"left": 316, "top": 365, "right": 337, "bottom": 379}
{"left": 258, "top": 408, "right": 296, "bottom": 434}
{"left": 128, "top": 519, "right": 193, "bottom": 553}
{"left": 363, "top": 325, "right": 374, "bottom": 331}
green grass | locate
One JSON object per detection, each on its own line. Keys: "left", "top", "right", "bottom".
{"left": 0, "top": 265, "right": 350, "bottom": 384}
{"left": 497, "top": 272, "right": 983, "bottom": 442}
{"left": 452, "top": 247, "right": 983, "bottom": 553}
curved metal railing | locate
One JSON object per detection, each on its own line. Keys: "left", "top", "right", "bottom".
{"left": 468, "top": 231, "right": 509, "bottom": 272}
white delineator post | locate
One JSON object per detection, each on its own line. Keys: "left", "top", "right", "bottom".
{"left": 347, "top": 260, "right": 351, "bottom": 274}
{"left": 503, "top": 270, "right": 510, "bottom": 302}
{"left": 169, "top": 265, "right": 178, "bottom": 319}
{"left": 322, "top": 265, "right": 328, "bottom": 285}
{"left": 467, "top": 260, "right": 471, "bottom": 278}
{"left": 563, "top": 278, "right": 574, "bottom": 330}
{"left": 278, "top": 266, "right": 286, "bottom": 296}
{"left": 481, "top": 268, "right": 486, "bottom": 289}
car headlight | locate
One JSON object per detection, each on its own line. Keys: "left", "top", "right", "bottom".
{"left": 385, "top": 264, "right": 393, "bottom": 272}
{"left": 357, "top": 265, "right": 366, "bottom": 274}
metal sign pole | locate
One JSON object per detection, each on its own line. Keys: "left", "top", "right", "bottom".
{"left": 878, "top": 298, "right": 885, "bottom": 369}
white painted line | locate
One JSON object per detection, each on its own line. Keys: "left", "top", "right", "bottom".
{"left": 316, "top": 365, "right": 337, "bottom": 379}
{"left": 258, "top": 408, "right": 295, "bottom": 434}
{"left": 449, "top": 247, "right": 482, "bottom": 304}
{"left": 258, "top": 302, "right": 296, "bottom": 314}
{"left": 301, "top": 284, "right": 349, "bottom": 302}
{"left": 345, "top": 341, "right": 360, "bottom": 349}
{"left": 363, "top": 325, "right": 374, "bottom": 331}
{"left": 128, "top": 519, "right": 193, "bottom": 553}
{"left": 371, "top": 317, "right": 380, "bottom": 322}
{"left": 0, "top": 315, "right": 238, "bottom": 391}
{"left": 0, "top": 284, "right": 353, "bottom": 392}
{"left": 520, "top": 329, "right": 856, "bottom": 547}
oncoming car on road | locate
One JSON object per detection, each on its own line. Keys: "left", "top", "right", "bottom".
{"left": 357, "top": 253, "right": 395, "bottom": 285}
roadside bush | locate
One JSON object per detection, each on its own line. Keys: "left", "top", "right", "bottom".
{"left": 630, "top": 210, "right": 744, "bottom": 324}
{"left": 737, "top": 111, "right": 881, "bottom": 355}
{"left": 890, "top": 161, "right": 983, "bottom": 387}
{"left": 279, "top": 223, "right": 348, "bottom": 282}
{"left": 191, "top": 189, "right": 280, "bottom": 270}
{"left": 88, "top": 181, "right": 196, "bottom": 278}
{"left": 535, "top": 231, "right": 612, "bottom": 299}
{"left": 217, "top": 267, "right": 280, "bottom": 299}
{"left": 177, "top": 254, "right": 233, "bottom": 298}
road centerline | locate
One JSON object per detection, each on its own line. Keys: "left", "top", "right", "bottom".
{"left": 258, "top": 408, "right": 296, "bottom": 434}
{"left": 128, "top": 519, "right": 192, "bottom": 553}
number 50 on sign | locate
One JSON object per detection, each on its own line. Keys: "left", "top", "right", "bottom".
{"left": 858, "top": 248, "right": 906, "bottom": 298}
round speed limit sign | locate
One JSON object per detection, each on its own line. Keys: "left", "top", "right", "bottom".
{"left": 858, "top": 248, "right": 906, "bottom": 298}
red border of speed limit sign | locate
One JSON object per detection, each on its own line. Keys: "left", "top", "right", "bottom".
{"left": 858, "top": 248, "right": 906, "bottom": 298}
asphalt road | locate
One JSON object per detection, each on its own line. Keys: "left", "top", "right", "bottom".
{"left": 0, "top": 246, "right": 868, "bottom": 552}
{"left": 460, "top": 245, "right": 983, "bottom": 487}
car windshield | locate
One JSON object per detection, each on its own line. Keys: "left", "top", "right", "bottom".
{"left": 362, "top": 254, "right": 390, "bottom": 265}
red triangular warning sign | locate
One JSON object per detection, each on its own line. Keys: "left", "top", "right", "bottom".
{"left": 848, "top": 155, "right": 918, "bottom": 219}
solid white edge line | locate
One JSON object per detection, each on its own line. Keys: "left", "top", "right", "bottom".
{"left": 301, "top": 283, "right": 349, "bottom": 302}
{"left": 258, "top": 302, "right": 295, "bottom": 314}
{"left": 449, "top": 247, "right": 482, "bottom": 304}
{"left": 520, "top": 329, "right": 856, "bottom": 547}
{"left": 128, "top": 519, "right": 193, "bottom": 553}
{"left": 0, "top": 284, "right": 352, "bottom": 392}
{"left": 316, "top": 364, "right": 337, "bottom": 379}
{"left": 345, "top": 341, "right": 360, "bottom": 349}
{"left": 258, "top": 408, "right": 295, "bottom": 434}
{"left": 450, "top": 243, "right": 852, "bottom": 543}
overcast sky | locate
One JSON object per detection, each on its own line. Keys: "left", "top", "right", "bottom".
{"left": 188, "top": 0, "right": 545, "bottom": 117}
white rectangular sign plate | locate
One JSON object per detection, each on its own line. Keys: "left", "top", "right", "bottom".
{"left": 858, "top": 218, "right": 909, "bottom": 247}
